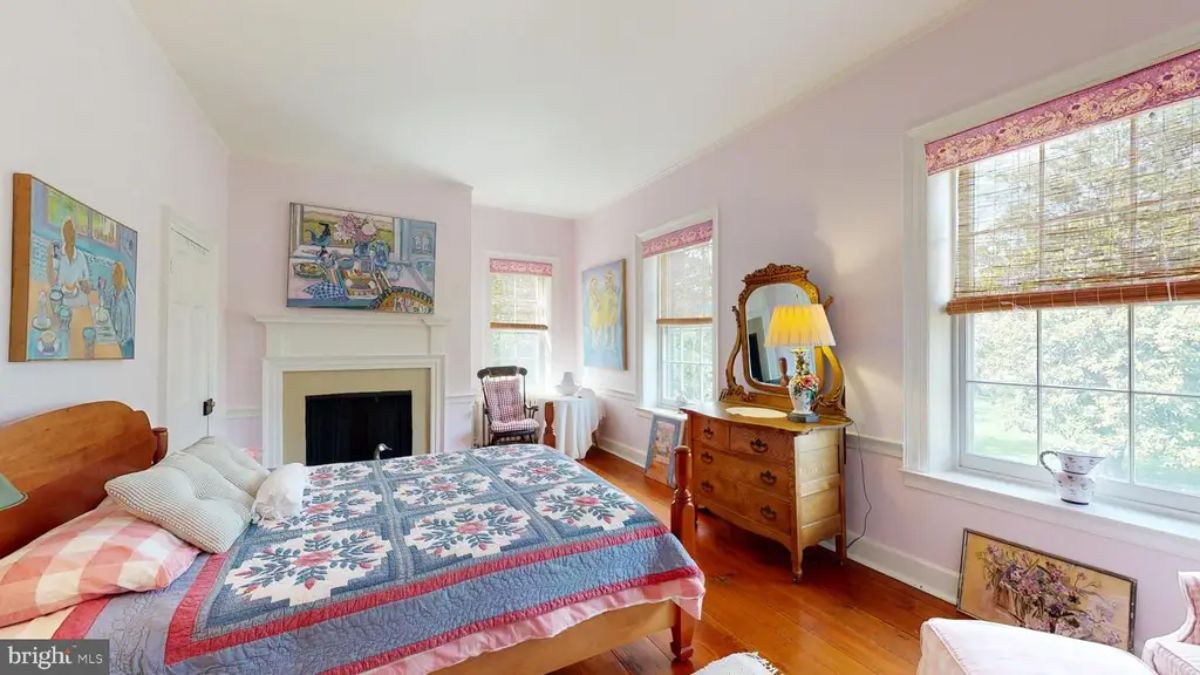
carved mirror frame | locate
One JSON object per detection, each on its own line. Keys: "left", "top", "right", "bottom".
{"left": 721, "top": 263, "right": 847, "bottom": 418}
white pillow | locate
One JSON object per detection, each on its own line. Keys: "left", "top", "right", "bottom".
{"left": 253, "top": 463, "right": 307, "bottom": 522}
{"left": 105, "top": 453, "right": 253, "bottom": 553}
{"left": 181, "top": 436, "right": 269, "bottom": 497}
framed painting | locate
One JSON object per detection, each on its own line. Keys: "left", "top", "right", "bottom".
{"left": 581, "top": 258, "right": 626, "bottom": 369}
{"left": 286, "top": 203, "right": 436, "bottom": 313}
{"left": 957, "top": 529, "right": 1136, "bottom": 650}
{"left": 643, "top": 413, "right": 685, "bottom": 487}
{"left": 9, "top": 174, "right": 138, "bottom": 362}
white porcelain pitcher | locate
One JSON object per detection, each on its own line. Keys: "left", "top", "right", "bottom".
{"left": 1038, "top": 450, "right": 1106, "bottom": 505}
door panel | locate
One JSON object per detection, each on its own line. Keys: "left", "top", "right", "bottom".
{"left": 166, "top": 229, "right": 214, "bottom": 451}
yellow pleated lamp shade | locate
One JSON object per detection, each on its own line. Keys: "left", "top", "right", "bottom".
{"left": 764, "top": 304, "right": 836, "bottom": 348}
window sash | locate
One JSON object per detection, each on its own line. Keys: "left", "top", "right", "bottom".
{"left": 956, "top": 308, "right": 1200, "bottom": 514}
{"left": 489, "top": 272, "right": 550, "bottom": 326}
{"left": 658, "top": 323, "right": 714, "bottom": 407}
{"left": 487, "top": 328, "right": 548, "bottom": 390}
{"left": 656, "top": 242, "right": 714, "bottom": 321}
{"left": 948, "top": 97, "right": 1200, "bottom": 314}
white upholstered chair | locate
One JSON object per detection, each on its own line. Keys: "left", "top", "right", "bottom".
{"left": 1142, "top": 572, "right": 1200, "bottom": 675}
{"left": 918, "top": 618, "right": 1151, "bottom": 675}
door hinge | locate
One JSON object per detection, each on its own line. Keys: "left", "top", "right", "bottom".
{"left": 202, "top": 399, "right": 215, "bottom": 417}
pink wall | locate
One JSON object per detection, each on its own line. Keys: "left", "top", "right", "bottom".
{"left": 223, "top": 157, "right": 474, "bottom": 448}
{"left": 470, "top": 205, "right": 578, "bottom": 386}
{"left": 0, "top": 0, "right": 229, "bottom": 425}
{"left": 575, "top": 0, "right": 1200, "bottom": 643}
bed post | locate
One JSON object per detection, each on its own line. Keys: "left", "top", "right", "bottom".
{"left": 670, "top": 445, "right": 696, "bottom": 663}
{"left": 151, "top": 427, "right": 168, "bottom": 463}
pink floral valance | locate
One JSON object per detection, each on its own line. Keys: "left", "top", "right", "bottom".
{"left": 641, "top": 220, "right": 713, "bottom": 258}
{"left": 489, "top": 258, "right": 553, "bottom": 276}
{"left": 926, "top": 48, "right": 1200, "bottom": 174}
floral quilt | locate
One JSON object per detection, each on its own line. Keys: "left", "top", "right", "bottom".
{"left": 54, "top": 445, "right": 703, "bottom": 674}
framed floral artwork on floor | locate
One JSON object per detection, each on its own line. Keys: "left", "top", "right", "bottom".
{"left": 957, "top": 529, "right": 1136, "bottom": 650}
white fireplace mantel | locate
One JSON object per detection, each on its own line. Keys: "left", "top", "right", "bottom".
{"left": 255, "top": 312, "right": 450, "bottom": 466}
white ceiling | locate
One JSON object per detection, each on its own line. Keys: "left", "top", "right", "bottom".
{"left": 131, "top": 0, "right": 968, "bottom": 217}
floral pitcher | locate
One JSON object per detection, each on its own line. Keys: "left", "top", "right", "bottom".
{"left": 1039, "top": 450, "right": 1106, "bottom": 505}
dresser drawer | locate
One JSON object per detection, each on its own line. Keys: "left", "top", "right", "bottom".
{"left": 694, "top": 446, "right": 793, "bottom": 499}
{"left": 694, "top": 417, "right": 729, "bottom": 449}
{"left": 729, "top": 425, "right": 792, "bottom": 464}
{"left": 694, "top": 472, "right": 792, "bottom": 536}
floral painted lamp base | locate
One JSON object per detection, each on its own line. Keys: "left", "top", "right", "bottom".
{"left": 786, "top": 348, "right": 821, "bottom": 423}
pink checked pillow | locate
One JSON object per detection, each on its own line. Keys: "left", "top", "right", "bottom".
{"left": 0, "top": 500, "right": 200, "bottom": 627}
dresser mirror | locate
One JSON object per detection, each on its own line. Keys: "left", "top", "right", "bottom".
{"left": 722, "top": 264, "right": 846, "bottom": 417}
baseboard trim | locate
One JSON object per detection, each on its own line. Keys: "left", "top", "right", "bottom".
{"left": 821, "top": 533, "right": 959, "bottom": 604}
{"left": 596, "top": 436, "right": 957, "bottom": 605}
{"left": 596, "top": 437, "right": 646, "bottom": 468}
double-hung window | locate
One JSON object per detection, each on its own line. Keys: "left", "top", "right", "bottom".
{"left": 640, "top": 216, "right": 716, "bottom": 408}
{"left": 927, "top": 50, "right": 1200, "bottom": 512}
{"left": 487, "top": 258, "right": 552, "bottom": 392}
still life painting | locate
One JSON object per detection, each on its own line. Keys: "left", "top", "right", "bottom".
{"left": 286, "top": 203, "right": 437, "bottom": 313}
{"left": 9, "top": 174, "right": 137, "bottom": 362}
{"left": 643, "top": 413, "right": 685, "bottom": 487}
{"left": 957, "top": 530, "right": 1136, "bottom": 650}
{"left": 581, "top": 258, "right": 626, "bottom": 369}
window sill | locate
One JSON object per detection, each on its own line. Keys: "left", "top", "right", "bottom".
{"left": 635, "top": 405, "right": 687, "bottom": 419}
{"left": 901, "top": 468, "right": 1200, "bottom": 559}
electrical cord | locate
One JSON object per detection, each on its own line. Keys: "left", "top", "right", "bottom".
{"left": 845, "top": 419, "right": 873, "bottom": 551}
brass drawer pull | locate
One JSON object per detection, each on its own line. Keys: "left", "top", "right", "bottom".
{"left": 700, "top": 480, "right": 714, "bottom": 494}
{"left": 703, "top": 426, "right": 715, "bottom": 440}
{"left": 759, "top": 505, "right": 777, "bottom": 521}
{"left": 750, "top": 438, "right": 768, "bottom": 453}
{"left": 759, "top": 470, "right": 777, "bottom": 486}
{"left": 700, "top": 451, "right": 714, "bottom": 464}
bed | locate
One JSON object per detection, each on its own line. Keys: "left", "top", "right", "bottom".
{"left": 0, "top": 401, "right": 703, "bottom": 674}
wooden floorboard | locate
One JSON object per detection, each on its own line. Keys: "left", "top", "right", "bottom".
{"left": 550, "top": 449, "right": 963, "bottom": 675}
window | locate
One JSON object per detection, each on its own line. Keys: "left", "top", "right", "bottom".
{"left": 963, "top": 303, "right": 1200, "bottom": 509}
{"left": 487, "top": 259, "right": 552, "bottom": 391}
{"left": 640, "top": 216, "right": 716, "bottom": 408}
{"left": 933, "top": 59, "right": 1200, "bottom": 512}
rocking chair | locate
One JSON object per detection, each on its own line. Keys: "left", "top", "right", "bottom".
{"left": 478, "top": 366, "right": 540, "bottom": 445}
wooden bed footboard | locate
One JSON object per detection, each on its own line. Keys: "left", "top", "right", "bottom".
{"left": 670, "top": 444, "right": 696, "bottom": 662}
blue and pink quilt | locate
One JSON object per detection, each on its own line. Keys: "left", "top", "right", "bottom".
{"left": 50, "top": 445, "right": 704, "bottom": 673}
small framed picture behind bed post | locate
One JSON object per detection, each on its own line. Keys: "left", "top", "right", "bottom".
{"left": 643, "top": 412, "right": 685, "bottom": 487}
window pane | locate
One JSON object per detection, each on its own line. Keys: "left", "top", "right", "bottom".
{"left": 1043, "top": 119, "right": 1131, "bottom": 219}
{"left": 1135, "top": 302, "right": 1200, "bottom": 395}
{"left": 968, "top": 383, "right": 1037, "bottom": 464}
{"left": 488, "top": 331, "right": 544, "bottom": 389}
{"left": 1040, "top": 306, "right": 1128, "bottom": 389}
{"left": 490, "top": 273, "right": 548, "bottom": 324}
{"left": 970, "top": 311, "right": 1035, "bottom": 384}
{"left": 660, "top": 324, "right": 713, "bottom": 404}
{"left": 1134, "top": 393, "right": 1200, "bottom": 495}
{"left": 658, "top": 244, "right": 713, "bottom": 319}
{"left": 1041, "top": 387, "right": 1129, "bottom": 482}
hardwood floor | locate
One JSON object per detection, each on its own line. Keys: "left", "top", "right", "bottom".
{"left": 552, "top": 449, "right": 962, "bottom": 675}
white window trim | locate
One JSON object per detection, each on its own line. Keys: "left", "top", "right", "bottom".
{"left": 902, "top": 26, "right": 1200, "bottom": 557}
{"left": 482, "top": 251, "right": 556, "bottom": 393}
{"left": 635, "top": 208, "right": 720, "bottom": 411}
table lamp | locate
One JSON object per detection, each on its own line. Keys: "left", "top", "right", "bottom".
{"left": 765, "top": 304, "right": 836, "bottom": 423}
{"left": 0, "top": 471, "right": 26, "bottom": 510}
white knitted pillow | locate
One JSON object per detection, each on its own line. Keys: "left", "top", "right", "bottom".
{"left": 181, "top": 436, "right": 269, "bottom": 497}
{"left": 105, "top": 453, "right": 253, "bottom": 553}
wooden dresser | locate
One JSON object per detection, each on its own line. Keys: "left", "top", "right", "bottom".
{"left": 683, "top": 401, "right": 848, "bottom": 580}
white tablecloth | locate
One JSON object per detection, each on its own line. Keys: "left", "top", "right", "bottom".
{"left": 544, "top": 395, "right": 603, "bottom": 459}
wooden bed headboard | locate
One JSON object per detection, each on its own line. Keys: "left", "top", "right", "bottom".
{"left": 0, "top": 401, "right": 167, "bottom": 557}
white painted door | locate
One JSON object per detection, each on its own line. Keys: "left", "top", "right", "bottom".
{"left": 165, "top": 228, "right": 216, "bottom": 450}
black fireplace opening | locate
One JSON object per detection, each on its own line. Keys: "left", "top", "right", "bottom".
{"left": 305, "top": 390, "right": 412, "bottom": 465}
